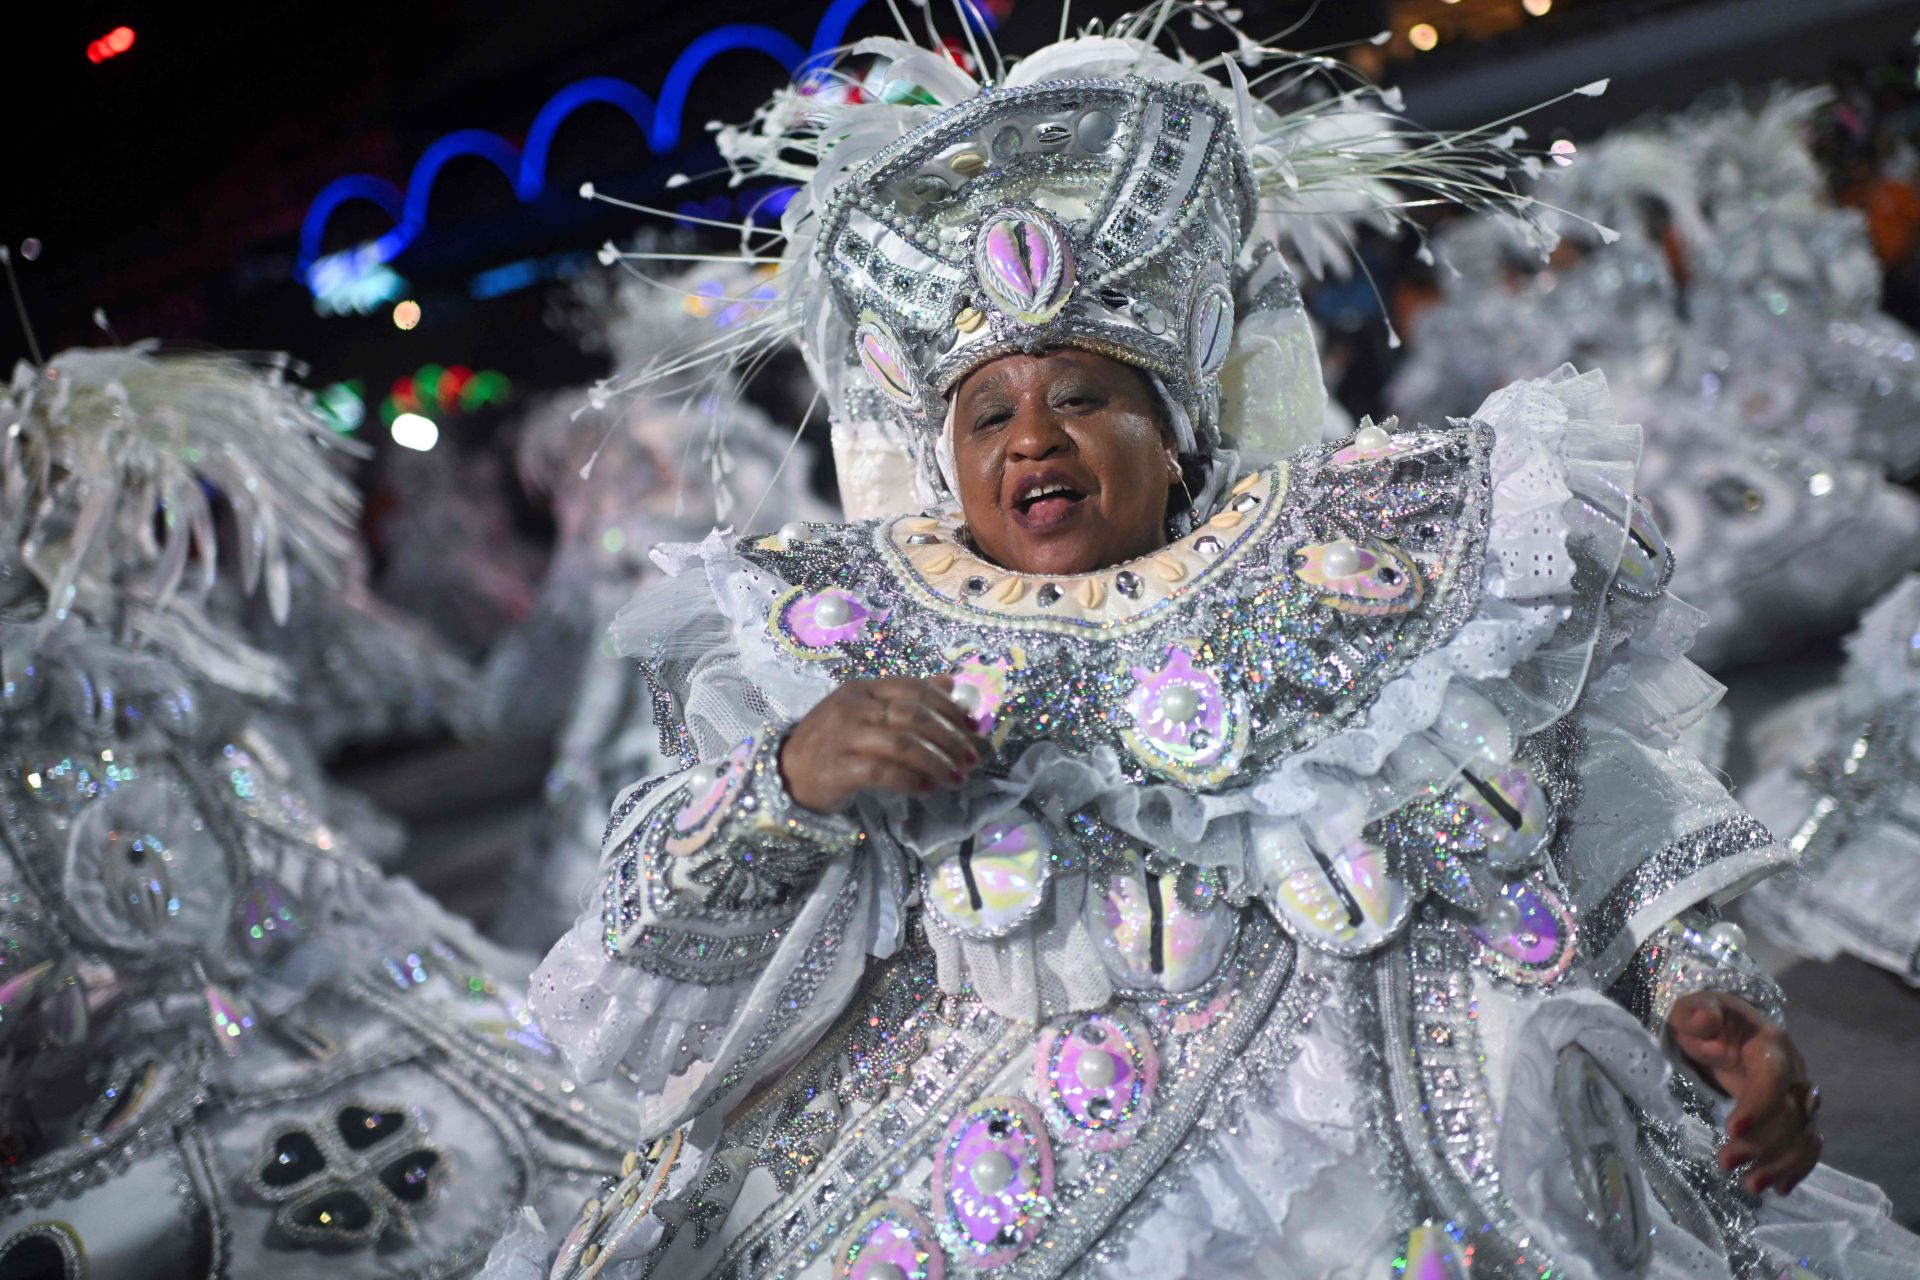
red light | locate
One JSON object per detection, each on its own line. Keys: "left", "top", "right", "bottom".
{"left": 88, "top": 26, "right": 136, "bottom": 63}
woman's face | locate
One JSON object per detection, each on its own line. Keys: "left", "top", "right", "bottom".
{"left": 948, "top": 349, "right": 1179, "bottom": 577}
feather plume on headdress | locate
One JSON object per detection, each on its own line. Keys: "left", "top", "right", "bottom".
{"left": 578, "top": 2, "right": 1610, "bottom": 517}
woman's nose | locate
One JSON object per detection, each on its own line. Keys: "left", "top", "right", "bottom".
{"left": 1005, "top": 402, "right": 1070, "bottom": 460}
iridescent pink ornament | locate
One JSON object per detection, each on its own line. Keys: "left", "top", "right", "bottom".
{"left": 779, "top": 587, "right": 888, "bottom": 657}
{"left": 931, "top": 1097, "right": 1054, "bottom": 1267}
{"left": 1122, "top": 645, "right": 1231, "bottom": 771}
{"left": 973, "top": 210, "right": 1072, "bottom": 324}
{"left": 835, "top": 1199, "right": 943, "bottom": 1280}
{"left": 1033, "top": 1010, "right": 1157, "bottom": 1151}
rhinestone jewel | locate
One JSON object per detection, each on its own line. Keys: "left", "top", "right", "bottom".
{"left": 1114, "top": 570, "right": 1142, "bottom": 598}
{"left": 1035, "top": 583, "right": 1062, "bottom": 607}
{"left": 992, "top": 125, "right": 1022, "bottom": 159}
{"left": 1194, "top": 535, "right": 1222, "bottom": 556}
{"left": 963, "top": 575, "right": 990, "bottom": 596}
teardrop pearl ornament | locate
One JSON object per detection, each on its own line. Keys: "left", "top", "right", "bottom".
{"left": 974, "top": 210, "right": 1073, "bottom": 324}
{"left": 1353, "top": 423, "right": 1392, "bottom": 452}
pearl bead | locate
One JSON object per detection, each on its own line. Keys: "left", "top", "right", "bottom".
{"left": 1074, "top": 1049, "right": 1118, "bottom": 1088}
{"left": 1320, "top": 541, "right": 1362, "bottom": 578}
{"left": 1353, "top": 423, "right": 1392, "bottom": 451}
{"left": 970, "top": 1150, "right": 1016, "bottom": 1193}
{"left": 811, "top": 593, "right": 852, "bottom": 628}
{"left": 948, "top": 681, "right": 983, "bottom": 712}
{"left": 867, "top": 1264, "right": 907, "bottom": 1280}
{"left": 779, "top": 521, "right": 811, "bottom": 544}
{"left": 1705, "top": 921, "right": 1746, "bottom": 951}
{"left": 1480, "top": 896, "right": 1521, "bottom": 938}
{"left": 1159, "top": 684, "right": 1201, "bottom": 724}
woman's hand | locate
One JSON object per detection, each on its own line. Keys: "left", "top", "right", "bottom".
{"left": 779, "top": 676, "right": 990, "bottom": 815}
{"left": 1667, "top": 991, "right": 1823, "bottom": 1196}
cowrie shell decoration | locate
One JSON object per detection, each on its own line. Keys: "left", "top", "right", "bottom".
{"left": 856, "top": 317, "right": 919, "bottom": 407}
{"left": 974, "top": 209, "right": 1073, "bottom": 325}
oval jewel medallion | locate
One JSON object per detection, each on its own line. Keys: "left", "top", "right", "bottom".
{"left": 835, "top": 1199, "right": 944, "bottom": 1280}
{"left": 1188, "top": 275, "right": 1234, "bottom": 377}
{"left": 1291, "top": 539, "right": 1425, "bottom": 616}
{"left": 1468, "top": 879, "right": 1577, "bottom": 986}
{"left": 931, "top": 1097, "right": 1055, "bottom": 1267}
{"left": 974, "top": 209, "right": 1073, "bottom": 325}
{"left": 1032, "top": 1010, "right": 1157, "bottom": 1151}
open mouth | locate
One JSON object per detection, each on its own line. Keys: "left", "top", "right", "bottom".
{"left": 1011, "top": 473, "right": 1088, "bottom": 529}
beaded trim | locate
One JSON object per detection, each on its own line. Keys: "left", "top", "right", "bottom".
{"left": 602, "top": 732, "right": 860, "bottom": 981}
{"left": 1582, "top": 814, "right": 1778, "bottom": 979}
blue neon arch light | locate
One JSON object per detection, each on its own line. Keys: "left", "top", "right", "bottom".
{"left": 298, "top": 0, "right": 883, "bottom": 288}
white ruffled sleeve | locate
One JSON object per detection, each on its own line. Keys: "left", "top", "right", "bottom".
{"left": 528, "top": 573, "right": 905, "bottom": 1136}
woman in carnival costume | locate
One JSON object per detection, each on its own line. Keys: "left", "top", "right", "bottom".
{"left": 0, "top": 347, "right": 638, "bottom": 1277}
{"left": 518, "top": 12, "right": 1920, "bottom": 1279}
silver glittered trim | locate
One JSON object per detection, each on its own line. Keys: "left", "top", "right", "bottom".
{"left": 1584, "top": 814, "right": 1782, "bottom": 982}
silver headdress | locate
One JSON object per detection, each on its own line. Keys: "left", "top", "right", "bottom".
{"left": 593, "top": 6, "right": 1601, "bottom": 517}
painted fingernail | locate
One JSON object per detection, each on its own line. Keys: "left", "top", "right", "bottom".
{"left": 963, "top": 749, "right": 980, "bottom": 765}
{"left": 1730, "top": 1118, "right": 1750, "bottom": 1138}
{"left": 1752, "top": 1174, "right": 1772, "bottom": 1193}
{"left": 949, "top": 770, "right": 965, "bottom": 785}
{"left": 919, "top": 779, "right": 936, "bottom": 794}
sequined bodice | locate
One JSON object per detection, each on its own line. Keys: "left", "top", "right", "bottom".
{"left": 742, "top": 424, "right": 1492, "bottom": 791}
